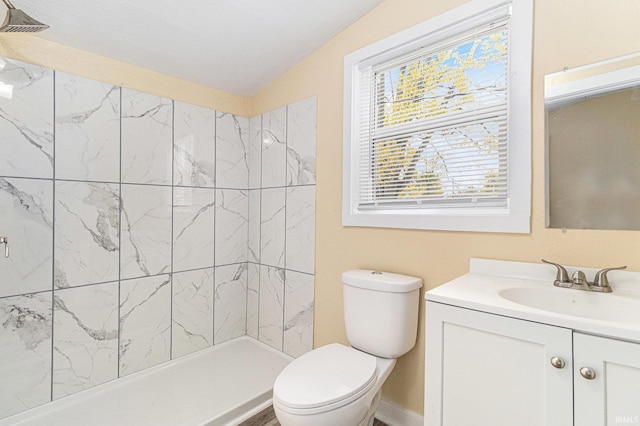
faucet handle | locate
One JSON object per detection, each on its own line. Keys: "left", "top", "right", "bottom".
{"left": 541, "top": 259, "right": 570, "bottom": 284}
{"left": 592, "top": 266, "right": 627, "bottom": 290}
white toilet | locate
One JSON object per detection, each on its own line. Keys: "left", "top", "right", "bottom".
{"left": 273, "top": 269, "right": 422, "bottom": 426}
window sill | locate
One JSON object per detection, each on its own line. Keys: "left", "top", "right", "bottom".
{"left": 342, "top": 206, "right": 530, "bottom": 233}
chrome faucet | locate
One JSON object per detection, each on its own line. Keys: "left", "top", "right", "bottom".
{"left": 541, "top": 259, "right": 626, "bottom": 293}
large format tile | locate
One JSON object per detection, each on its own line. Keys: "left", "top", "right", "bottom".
{"left": 259, "top": 265, "right": 284, "bottom": 351}
{"left": 54, "top": 181, "right": 120, "bottom": 288}
{"left": 174, "top": 101, "right": 216, "bottom": 188}
{"left": 260, "top": 188, "right": 286, "bottom": 268}
{"left": 284, "top": 270, "right": 314, "bottom": 358}
{"left": 246, "top": 263, "right": 259, "bottom": 339}
{"left": 120, "top": 184, "right": 172, "bottom": 280}
{"left": 215, "top": 189, "right": 248, "bottom": 266}
{"left": 55, "top": 72, "right": 120, "bottom": 182}
{"left": 285, "top": 185, "right": 316, "bottom": 274}
{"left": 248, "top": 115, "right": 262, "bottom": 190}
{"left": 173, "top": 187, "right": 215, "bottom": 272}
{"left": 0, "top": 58, "right": 53, "bottom": 179}
{"left": 172, "top": 268, "right": 214, "bottom": 358}
{"left": 216, "top": 112, "right": 249, "bottom": 189}
{"left": 119, "top": 274, "right": 171, "bottom": 376}
{"left": 287, "top": 97, "right": 317, "bottom": 185}
{"left": 214, "top": 263, "right": 247, "bottom": 344}
{"left": 0, "top": 177, "right": 53, "bottom": 298}
{"left": 261, "top": 106, "right": 287, "bottom": 188}
{"left": 121, "top": 89, "right": 173, "bottom": 185}
{"left": 0, "top": 292, "right": 52, "bottom": 419}
{"left": 53, "top": 282, "right": 119, "bottom": 399}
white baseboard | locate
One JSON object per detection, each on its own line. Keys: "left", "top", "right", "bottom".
{"left": 376, "top": 399, "right": 423, "bottom": 426}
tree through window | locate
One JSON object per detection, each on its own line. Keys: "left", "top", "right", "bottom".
{"left": 343, "top": 0, "right": 533, "bottom": 232}
{"left": 365, "top": 24, "right": 509, "bottom": 206}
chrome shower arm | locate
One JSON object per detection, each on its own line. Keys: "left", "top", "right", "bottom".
{"left": 1, "top": 0, "right": 16, "bottom": 10}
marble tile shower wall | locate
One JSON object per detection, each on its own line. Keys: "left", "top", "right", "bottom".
{"left": 0, "top": 57, "right": 316, "bottom": 420}
{"left": 246, "top": 98, "right": 316, "bottom": 358}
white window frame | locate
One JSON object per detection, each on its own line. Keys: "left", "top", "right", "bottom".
{"left": 342, "top": 0, "right": 533, "bottom": 233}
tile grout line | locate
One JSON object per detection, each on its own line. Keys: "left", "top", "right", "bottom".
{"left": 257, "top": 113, "right": 263, "bottom": 344}
{"left": 50, "top": 68, "right": 56, "bottom": 402}
{"left": 257, "top": 114, "right": 263, "bottom": 342}
{"left": 0, "top": 173, "right": 314, "bottom": 190}
{"left": 0, "top": 262, "right": 251, "bottom": 301}
{"left": 169, "top": 99, "right": 175, "bottom": 360}
{"left": 117, "top": 85, "right": 123, "bottom": 380}
{"left": 281, "top": 105, "right": 289, "bottom": 354}
{"left": 213, "top": 111, "right": 218, "bottom": 348}
{"left": 244, "top": 116, "right": 252, "bottom": 339}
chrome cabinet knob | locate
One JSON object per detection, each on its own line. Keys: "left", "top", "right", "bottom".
{"left": 580, "top": 367, "right": 596, "bottom": 380}
{"left": 550, "top": 356, "right": 565, "bottom": 369}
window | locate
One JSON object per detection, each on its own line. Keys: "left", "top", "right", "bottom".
{"left": 343, "top": 0, "right": 533, "bottom": 233}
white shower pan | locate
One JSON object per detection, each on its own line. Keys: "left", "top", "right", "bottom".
{"left": 0, "top": 336, "right": 291, "bottom": 426}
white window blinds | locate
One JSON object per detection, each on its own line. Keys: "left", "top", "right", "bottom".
{"left": 357, "top": 18, "right": 511, "bottom": 210}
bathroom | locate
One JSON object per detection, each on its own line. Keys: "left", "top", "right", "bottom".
{"left": 1, "top": 0, "right": 639, "bottom": 424}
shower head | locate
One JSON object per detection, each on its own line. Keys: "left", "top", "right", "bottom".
{"left": 0, "top": 0, "right": 48, "bottom": 32}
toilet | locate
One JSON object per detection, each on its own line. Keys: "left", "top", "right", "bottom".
{"left": 273, "top": 269, "right": 422, "bottom": 426}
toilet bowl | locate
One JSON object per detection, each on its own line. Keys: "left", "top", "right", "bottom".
{"left": 273, "top": 343, "right": 396, "bottom": 426}
{"left": 272, "top": 270, "right": 422, "bottom": 426}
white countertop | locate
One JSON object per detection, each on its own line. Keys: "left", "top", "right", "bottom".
{"left": 426, "top": 258, "right": 640, "bottom": 343}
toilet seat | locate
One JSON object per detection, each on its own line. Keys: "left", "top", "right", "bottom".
{"left": 273, "top": 344, "right": 377, "bottom": 415}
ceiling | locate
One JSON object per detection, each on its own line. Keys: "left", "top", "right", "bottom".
{"left": 16, "top": 0, "right": 385, "bottom": 97}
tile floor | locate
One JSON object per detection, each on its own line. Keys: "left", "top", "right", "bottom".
{"left": 241, "top": 405, "right": 389, "bottom": 426}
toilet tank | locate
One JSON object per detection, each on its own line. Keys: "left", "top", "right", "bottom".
{"left": 342, "top": 270, "right": 422, "bottom": 359}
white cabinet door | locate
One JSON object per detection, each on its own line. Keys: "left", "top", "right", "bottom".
{"left": 574, "top": 333, "right": 640, "bottom": 426}
{"left": 425, "top": 302, "right": 573, "bottom": 426}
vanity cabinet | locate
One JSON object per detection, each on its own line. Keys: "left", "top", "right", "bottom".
{"left": 574, "top": 333, "right": 640, "bottom": 425}
{"left": 425, "top": 302, "right": 640, "bottom": 426}
{"left": 425, "top": 302, "right": 573, "bottom": 425}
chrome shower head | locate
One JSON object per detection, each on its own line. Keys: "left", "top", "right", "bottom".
{"left": 0, "top": 0, "right": 48, "bottom": 32}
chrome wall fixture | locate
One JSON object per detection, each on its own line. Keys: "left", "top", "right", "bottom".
{"left": 0, "top": 236, "right": 8, "bottom": 258}
{"left": 0, "top": 0, "right": 48, "bottom": 32}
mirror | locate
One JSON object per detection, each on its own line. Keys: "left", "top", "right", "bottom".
{"left": 545, "top": 53, "right": 640, "bottom": 230}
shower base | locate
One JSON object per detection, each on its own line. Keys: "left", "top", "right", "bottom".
{"left": 0, "top": 336, "right": 291, "bottom": 426}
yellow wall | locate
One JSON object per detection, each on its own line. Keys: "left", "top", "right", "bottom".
{"left": 1, "top": 0, "right": 639, "bottom": 416}
{"left": 0, "top": 35, "right": 251, "bottom": 116}
{"left": 252, "top": 0, "right": 640, "bottom": 415}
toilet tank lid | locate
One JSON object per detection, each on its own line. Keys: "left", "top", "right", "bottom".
{"left": 342, "top": 270, "right": 422, "bottom": 293}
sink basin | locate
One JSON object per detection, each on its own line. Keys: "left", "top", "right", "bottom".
{"left": 426, "top": 258, "right": 640, "bottom": 343}
{"left": 499, "top": 287, "right": 640, "bottom": 323}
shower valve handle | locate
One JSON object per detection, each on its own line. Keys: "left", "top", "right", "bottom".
{"left": 0, "top": 237, "right": 8, "bottom": 258}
